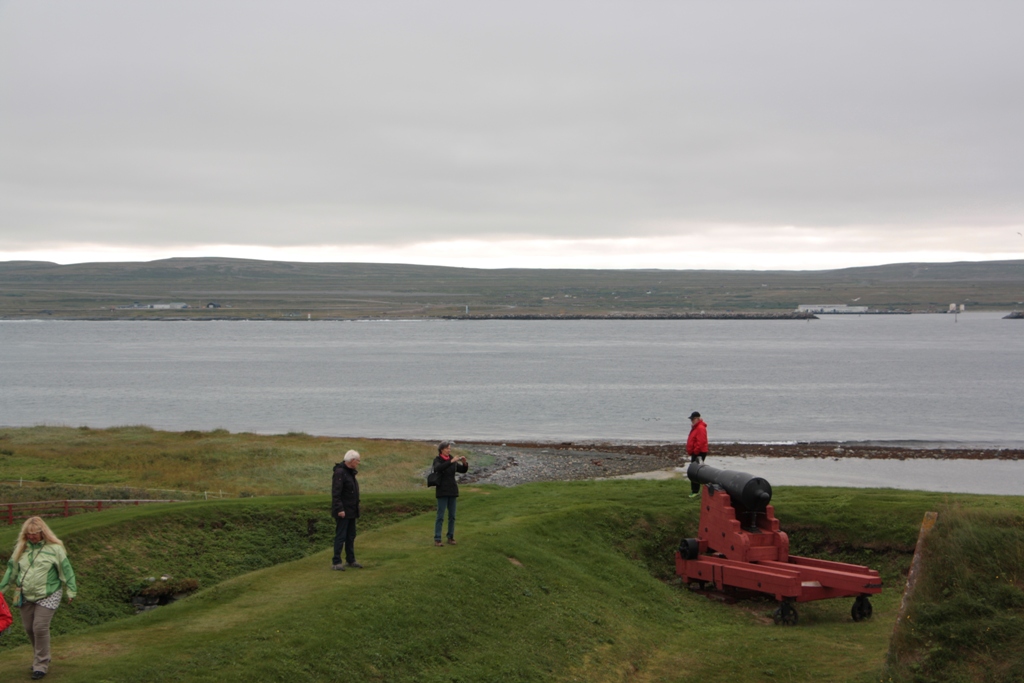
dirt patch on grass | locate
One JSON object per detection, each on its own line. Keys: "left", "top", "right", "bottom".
{"left": 55, "top": 638, "right": 131, "bottom": 662}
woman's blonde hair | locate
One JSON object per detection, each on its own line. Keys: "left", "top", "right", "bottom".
{"left": 12, "top": 516, "right": 63, "bottom": 562}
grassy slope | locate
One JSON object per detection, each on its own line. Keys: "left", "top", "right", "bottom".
{"left": 887, "top": 505, "right": 1024, "bottom": 683}
{"left": 2, "top": 481, "right": 1005, "bottom": 683}
{"left": 0, "top": 495, "right": 434, "bottom": 648}
{"left": 2, "top": 427, "right": 1021, "bottom": 680}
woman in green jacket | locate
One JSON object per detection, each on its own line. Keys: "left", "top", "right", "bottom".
{"left": 0, "top": 516, "right": 78, "bottom": 680}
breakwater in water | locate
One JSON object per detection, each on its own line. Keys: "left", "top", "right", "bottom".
{"left": 444, "top": 312, "right": 818, "bottom": 320}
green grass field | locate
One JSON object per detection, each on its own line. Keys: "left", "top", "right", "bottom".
{"left": 0, "top": 482, "right": 902, "bottom": 682}
{"left": 0, "top": 427, "right": 1021, "bottom": 681}
{"left": 0, "top": 426, "right": 444, "bottom": 499}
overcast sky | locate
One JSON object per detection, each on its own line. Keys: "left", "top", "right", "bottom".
{"left": 2, "top": 1, "right": 1023, "bottom": 269}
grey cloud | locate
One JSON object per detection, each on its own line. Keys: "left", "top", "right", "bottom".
{"left": 1, "top": 0, "right": 1023, "bottom": 250}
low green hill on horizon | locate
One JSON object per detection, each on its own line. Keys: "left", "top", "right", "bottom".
{"left": 2, "top": 257, "right": 1022, "bottom": 318}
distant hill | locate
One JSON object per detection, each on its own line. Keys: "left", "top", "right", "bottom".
{"left": 1, "top": 257, "right": 1022, "bottom": 319}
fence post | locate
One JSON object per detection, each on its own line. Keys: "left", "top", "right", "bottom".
{"left": 6, "top": 504, "right": 12, "bottom": 526}
{"left": 63, "top": 500, "right": 69, "bottom": 517}
{"left": 97, "top": 501, "right": 103, "bottom": 513}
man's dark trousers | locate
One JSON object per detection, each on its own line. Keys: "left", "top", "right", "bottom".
{"left": 690, "top": 454, "right": 706, "bottom": 494}
{"left": 333, "top": 516, "right": 357, "bottom": 565}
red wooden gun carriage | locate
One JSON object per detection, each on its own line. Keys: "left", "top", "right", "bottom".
{"left": 676, "top": 463, "right": 882, "bottom": 625}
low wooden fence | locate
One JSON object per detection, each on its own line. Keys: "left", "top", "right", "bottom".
{"left": 3, "top": 499, "right": 178, "bottom": 526}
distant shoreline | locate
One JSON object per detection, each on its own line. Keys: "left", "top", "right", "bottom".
{"left": 4, "top": 312, "right": 821, "bottom": 321}
{"left": 7, "top": 308, "right": 1024, "bottom": 322}
{"left": 466, "top": 439, "right": 1024, "bottom": 461}
{"left": 12, "top": 311, "right": 1022, "bottom": 322}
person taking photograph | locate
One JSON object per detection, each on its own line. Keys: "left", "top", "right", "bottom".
{"left": 432, "top": 441, "right": 468, "bottom": 546}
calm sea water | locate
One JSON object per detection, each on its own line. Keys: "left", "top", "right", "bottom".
{"left": 623, "top": 458, "right": 1024, "bottom": 496}
{"left": 1, "top": 313, "right": 1022, "bottom": 447}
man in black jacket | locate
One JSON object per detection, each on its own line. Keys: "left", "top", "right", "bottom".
{"left": 331, "top": 450, "right": 362, "bottom": 570}
{"left": 432, "top": 441, "right": 468, "bottom": 546}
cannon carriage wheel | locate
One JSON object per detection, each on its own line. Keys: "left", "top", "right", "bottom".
{"left": 851, "top": 595, "right": 873, "bottom": 622}
{"left": 772, "top": 600, "right": 798, "bottom": 626}
{"left": 678, "top": 537, "right": 700, "bottom": 560}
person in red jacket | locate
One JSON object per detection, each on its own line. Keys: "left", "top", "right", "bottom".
{"left": 0, "top": 589, "right": 12, "bottom": 634}
{"left": 686, "top": 411, "right": 709, "bottom": 498}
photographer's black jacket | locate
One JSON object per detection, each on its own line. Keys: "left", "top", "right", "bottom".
{"left": 432, "top": 456, "right": 468, "bottom": 498}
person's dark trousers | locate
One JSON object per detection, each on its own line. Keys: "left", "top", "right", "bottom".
{"left": 690, "top": 454, "right": 707, "bottom": 494}
{"left": 332, "top": 516, "right": 357, "bottom": 564}
{"left": 435, "top": 496, "right": 457, "bottom": 541}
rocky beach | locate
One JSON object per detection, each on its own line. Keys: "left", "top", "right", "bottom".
{"left": 460, "top": 440, "right": 1023, "bottom": 487}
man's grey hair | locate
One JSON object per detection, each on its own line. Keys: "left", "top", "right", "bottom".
{"left": 343, "top": 449, "right": 361, "bottom": 463}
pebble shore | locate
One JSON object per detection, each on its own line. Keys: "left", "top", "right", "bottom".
{"left": 459, "top": 440, "right": 1022, "bottom": 487}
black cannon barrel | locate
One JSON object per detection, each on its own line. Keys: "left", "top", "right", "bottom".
{"left": 687, "top": 462, "right": 772, "bottom": 512}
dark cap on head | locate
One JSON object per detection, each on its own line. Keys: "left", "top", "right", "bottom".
{"left": 689, "top": 411, "right": 701, "bottom": 419}
{"left": 438, "top": 441, "right": 451, "bottom": 453}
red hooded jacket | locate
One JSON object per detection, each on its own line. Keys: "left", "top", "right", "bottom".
{"left": 0, "top": 590, "right": 12, "bottom": 633}
{"left": 686, "top": 419, "right": 708, "bottom": 456}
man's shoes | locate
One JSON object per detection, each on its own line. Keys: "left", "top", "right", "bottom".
{"left": 688, "top": 492, "right": 700, "bottom": 499}
{"left": 434, "top": 540, "right": 444, "bottom": 547}
{"left": 331, "top": 563, "right": 346, "bottom": 571}
{"left": 447, "top": 538, "right": 457, "bottom": 545}
{"left": 347, "top": 561, "right": 363, "bottom": 568}
{"left": 32, "top": 672, "right": 46, "bottom": 680}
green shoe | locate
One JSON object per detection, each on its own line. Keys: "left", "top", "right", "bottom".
{"left": 689, "top": 492, "right": 700, "bottom": 499}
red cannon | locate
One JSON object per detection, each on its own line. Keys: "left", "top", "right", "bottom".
{"left": 676, "top": 463, "right": 881, "bottom": 625}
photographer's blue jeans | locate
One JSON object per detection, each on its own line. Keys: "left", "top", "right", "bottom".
{"left": 435, "top": 496, "right": 457, "bottom": 541}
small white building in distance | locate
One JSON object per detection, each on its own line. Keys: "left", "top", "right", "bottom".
{"left": 117, "top": 302, "right": 190, "bottom": 310}
{"left": 797, "top": 304, "right": 869, "bottom": 314}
